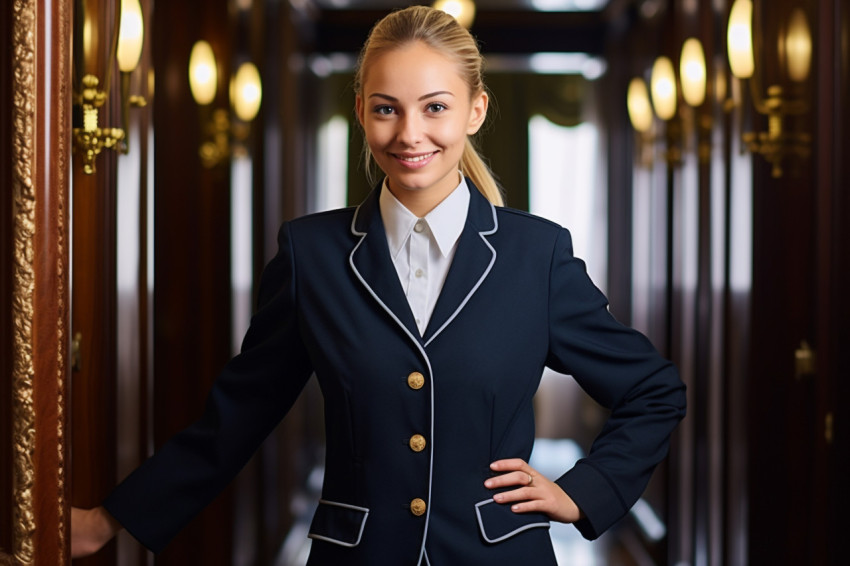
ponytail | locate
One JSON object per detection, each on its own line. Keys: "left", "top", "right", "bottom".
{"left": 461, "top": 138, "right": 503, "bottom": 207}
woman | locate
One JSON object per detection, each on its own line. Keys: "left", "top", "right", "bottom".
{"left": 73, "top": 6, "right": 686, "bottom": 564}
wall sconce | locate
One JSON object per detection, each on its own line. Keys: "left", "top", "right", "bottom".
{"left": 727, "top": 0, "right": 812, "bottom": 177}
{"left": 72, "top": 0, "right": 146, "bottom": 174}
{"left": 680, "top": 38, "right": 706, "bottom": 107}
{"left": 650, "top": 55, "right": 682, "bottom": 166}
{"left": 189, "top": 40, "right": 263, "bottom": 168}
{"left": 627, "top": 38, "right": 710, "bottom": 168}
{"left": 627, "top": 77, "right": 655, "bottom": 167}
{"left": 116, "top": 0, "right": 148, "bottom": 154}
{"left": 433, "top": 0, "right": 476, "bottom": 29}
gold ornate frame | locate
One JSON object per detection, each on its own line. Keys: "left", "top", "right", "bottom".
{"left": 3, "top": 0, "right": 71, "bottom": 564}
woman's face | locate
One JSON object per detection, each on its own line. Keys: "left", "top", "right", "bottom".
{"left": 356, "top": 41, "right": 488, "bottom": 213}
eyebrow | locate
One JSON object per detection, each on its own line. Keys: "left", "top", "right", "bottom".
{"left": 368, "top": 91, "right": 455, "bottom": 102}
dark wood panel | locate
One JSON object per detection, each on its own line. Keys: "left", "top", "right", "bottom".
{"left": 70, "top": 118, "right": 120, "bottom": 566}
{"left": 817, "top": 0, "right": 848, "bottom": 563}
{"left": 152, "top": 0, "right": 235, "bottom": 563}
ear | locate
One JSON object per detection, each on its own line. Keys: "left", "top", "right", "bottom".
{"left": 466, "top": 90, "right": 488, "bottom": 135}
{"left": 355, "top": 94, "right": 365, "bottom": 127}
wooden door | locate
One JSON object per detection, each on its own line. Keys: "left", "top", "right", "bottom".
{"left": 2, "top": 1, "right": 73, "bottom": 565}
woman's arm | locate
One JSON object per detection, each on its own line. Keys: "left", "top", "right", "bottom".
{"left": 71, "top": 506, "right": 123, "bottom": 558}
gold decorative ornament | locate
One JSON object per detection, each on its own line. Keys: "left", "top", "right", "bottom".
{"left": 11, "top": 0, "right": 38, "bottom": 563}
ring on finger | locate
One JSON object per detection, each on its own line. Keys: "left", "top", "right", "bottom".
{"left": 526, "top": 473, "right": 534, "bottom": 486}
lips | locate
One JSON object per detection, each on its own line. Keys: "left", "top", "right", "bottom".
{"left": 392, "top": 151, "right": 437, "bottom": 169}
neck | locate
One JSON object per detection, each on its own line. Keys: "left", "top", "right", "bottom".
{"left": 387, "top": 174, "right": 461, "bottom": 217}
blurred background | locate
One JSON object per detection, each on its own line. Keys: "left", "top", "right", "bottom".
{"left": 1, "top": 0, "right": 847, "bottom": 565}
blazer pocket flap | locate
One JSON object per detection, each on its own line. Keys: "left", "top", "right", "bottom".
{"left": 475, "top": 498, "right": 550, "bottom": 544}
{"left": 308, "top": 499, "right": 369, "bottom": 547}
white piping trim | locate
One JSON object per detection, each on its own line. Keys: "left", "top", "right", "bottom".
{"left": 473, "top": 498, "right": 550, "bottom": 544}
{"left": 349, "top": 203, "right": 435, "bottom": 565}
{"left": 307, "top": 499, "right": 370, "bottom": 548}
{"left": 423, "top": 201, "right": 499, "bottom": 348}
{"left": 317, "top": 499, "right": 370, "bottom": 513}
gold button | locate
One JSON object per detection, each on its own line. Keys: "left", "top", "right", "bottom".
{"left": 409, "top": 434, "right": 426, "bottom": 452}
{"left": 410, "top": 498, "right": 427, "bottom": 516}
{"left": 407, "top": 372, "right": 425, "bottom": 390}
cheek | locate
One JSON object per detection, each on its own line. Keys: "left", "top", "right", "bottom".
{"left": 363, "top": 121, "right": 392, "bottom": 148}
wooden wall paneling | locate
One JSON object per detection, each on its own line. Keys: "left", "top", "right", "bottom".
{"left": 815, "top": 0, "right": 845, "bottom": 563}
{"left": 1, "top": 0, "right": 73, "bottom": 564}
{"left": 747, "top": 1, "right": 820, "bottom": 562}
{"left": 830, "top": 2, "right": 850, "bottom": 561}
{"left": 70, "top": 67, "right": 121, "bottom": 566}
{"left": 113, "top": 1, "right": 156, "bottom": 564}
{"left": 831, "top": 4, "right": 850, "bottom": 563}
{"left": 152, "top": 0, "right": 235, "bottom": 563}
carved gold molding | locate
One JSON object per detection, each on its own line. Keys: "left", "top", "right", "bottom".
{"left": 55, "top": 0, "right": 71, "bottom": 557}
{"left": 11, "top": 0, "right": 38, "bottom": 564}
{"left": 8, "top": 0, "right": 71, "bottom": 564}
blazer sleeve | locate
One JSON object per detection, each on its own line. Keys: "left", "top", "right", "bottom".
{"left": 544, "top": 228, "right": 686, "bottom": 541}
{"left": 102, "top": 222, "right": 314, "bottom": 553}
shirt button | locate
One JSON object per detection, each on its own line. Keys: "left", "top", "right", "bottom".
{"left": 413, "top": 220, "right": 426, "bottom": 233}
{"left": 410, "top": 498, "right": 427, "bottom": 516}
{"left": 415, "top": 268, "right": 424, "bottom": 278}
{"left": 409, "top": 434, "right": 427, "bottom": 452}
{"left": 407, "top": 372, "right": 425, "bottom": 390}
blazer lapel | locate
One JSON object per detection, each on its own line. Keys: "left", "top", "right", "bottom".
{"left": 349, "top": 185, "right": 422, "bottom": 342}
{"left": 422, "top": 182, "right": 498, "bottom": 346}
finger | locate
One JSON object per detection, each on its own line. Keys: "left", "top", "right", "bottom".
{"left": 489, "top": 458, "right": 530, "bottom": 473}
{"left": 492, "top": 486, "right": 535, "bottom": 505}
{"left": 506, "top": 498, "right": 552, "bottom": 514}
{"left": 484, "top": 470, "right": 534, "bottom": 490}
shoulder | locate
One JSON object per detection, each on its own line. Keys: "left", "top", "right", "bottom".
{"left": 278, "top": 207, "right": 359, "bottom": 252}
{"left": 289, "top": 207, "right": 357, "bottom": 229}
{"left": 494, "top": 206, "right": 567, "bottom": 240}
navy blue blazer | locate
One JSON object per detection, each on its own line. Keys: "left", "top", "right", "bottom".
{"left": 104, "top": 180, "right": 686, "bottom": 565}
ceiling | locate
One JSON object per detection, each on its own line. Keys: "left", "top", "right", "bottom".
{"left": 307, "top": 0, "right": 633, "bottom": 55}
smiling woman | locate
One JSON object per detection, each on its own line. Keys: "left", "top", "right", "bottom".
{"left": 70, "top": 6, "right": 685, "bottom": 566}
{"left": 355, "top": 41, "right": 489, "bottom": 216}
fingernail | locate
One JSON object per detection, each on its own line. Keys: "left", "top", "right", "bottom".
{"left": 511, "top": 505, "right": 519, "bottom": 511}
{"left": 484, "top": 480, "right": 492, "bottom": 488}
{"left": 494, "top": 494, "right": 503, "bottom": 502}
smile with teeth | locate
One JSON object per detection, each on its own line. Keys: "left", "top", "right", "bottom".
{"left": 395, "top": 151, "right": 436, "bottom": 162}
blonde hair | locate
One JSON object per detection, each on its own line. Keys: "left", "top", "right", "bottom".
{"left": 354, "top": 6, "right": 504, "bottom": 206}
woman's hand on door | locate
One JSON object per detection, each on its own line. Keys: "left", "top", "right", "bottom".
{"left": 71, "top": 506, "right": 122, "bottom": 558}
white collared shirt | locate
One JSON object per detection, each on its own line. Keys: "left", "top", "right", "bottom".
{"left": 379, "top": 176, "right": 469, "bottom": 336}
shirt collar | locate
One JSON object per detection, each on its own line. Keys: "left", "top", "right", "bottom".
{"left": 379, "top": 175, "right": 470, "bottom": 259}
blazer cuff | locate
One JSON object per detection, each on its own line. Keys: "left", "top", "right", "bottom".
{"left": 556, "top": 460, "right": 628, "bottom": 540}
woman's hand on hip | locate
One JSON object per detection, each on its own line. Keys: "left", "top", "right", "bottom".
{"left": 485, "top": 458, "right": 584, "bottom": 524}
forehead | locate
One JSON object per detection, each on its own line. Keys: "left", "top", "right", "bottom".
{"left": 362, "top": 41, "right": 468, "bottom": 96}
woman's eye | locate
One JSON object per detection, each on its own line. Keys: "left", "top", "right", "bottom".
{"left": 427, "top": 103, "right": 447, "bottom": 113}
{"left": 374, "top": 105, "right": 395, "bottom": 115}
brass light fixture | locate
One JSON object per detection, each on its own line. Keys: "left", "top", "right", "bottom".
{"left": 72, "top": 0, "right": 146, "bottom": 174}
{"left": 116, "top": 0, "right": 148, "bottom": 154}
{"left": 627, "top": 37, "right": 709, "bottom": 168}
{"left": 627, "top": 77, "right": 655, "bottom": 167}
{"left": 189, "top": 40, "right": 263, "bottom": 168}
{"left": 727, "top": 0, "right": 812, "bottom": 177}
{"left": 650, "top": 55, "right": 682, "bottom": 166}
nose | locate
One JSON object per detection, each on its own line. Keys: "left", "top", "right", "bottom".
{"left": 397, "top": 113, "right": 423, "bottom": 146}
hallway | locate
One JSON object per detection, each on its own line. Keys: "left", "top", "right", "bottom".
{"left": 2, "top": 1, "right": 848, "bottom": 565}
